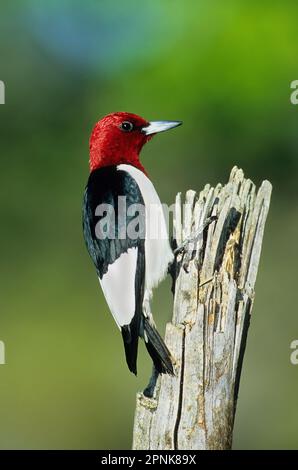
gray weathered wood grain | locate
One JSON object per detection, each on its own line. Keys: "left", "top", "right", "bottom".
{"left": 132, "top": 167, "right": 272, "bottom": 450}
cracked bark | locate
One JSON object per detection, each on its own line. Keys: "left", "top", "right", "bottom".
{"left": 132, "top": 167, "right": 272, "bottom": 450}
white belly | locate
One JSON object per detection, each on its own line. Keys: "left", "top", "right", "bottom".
{"left": 117, "top": 164, "right": 174, "bottom": 292}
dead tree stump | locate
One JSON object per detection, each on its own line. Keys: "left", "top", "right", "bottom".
{"left": 132, "top": 167, "right": 272, "bottom": 450}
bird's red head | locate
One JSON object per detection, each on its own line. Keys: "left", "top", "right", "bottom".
{"left": 89, "top": 112, "right": 182, "bottom": 173}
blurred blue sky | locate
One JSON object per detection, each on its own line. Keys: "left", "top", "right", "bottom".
{"left": 22, "top": 2, "right": 184, "bottom": 76}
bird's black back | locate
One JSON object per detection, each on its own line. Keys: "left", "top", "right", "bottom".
{"left": 82, "top": 165, "right": 145, "bottom": 374}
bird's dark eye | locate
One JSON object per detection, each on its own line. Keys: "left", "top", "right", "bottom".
{"left": 120, "top": 121, "right": 134, "bottom": 132}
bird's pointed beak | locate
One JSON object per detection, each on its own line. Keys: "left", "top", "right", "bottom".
{"left": 142, "top": 120, "right": 182, "bottom": 136}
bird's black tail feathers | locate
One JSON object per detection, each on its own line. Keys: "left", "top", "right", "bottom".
{"left": 121, "top": 248, "right": 144, "bottom": 376}
{"left": 121, "top": 315, "right": 140, "bottom": 376}
{"left": 143, "top": 317, "right": 175, "bottom": 375}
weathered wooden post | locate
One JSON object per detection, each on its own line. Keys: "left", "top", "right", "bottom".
{"left": 133, "top": 167, "right": 272, "bottom": 450}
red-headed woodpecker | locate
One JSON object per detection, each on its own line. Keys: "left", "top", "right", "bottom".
{"left": 83, "top": 112, "right": 182, "bottom": 376}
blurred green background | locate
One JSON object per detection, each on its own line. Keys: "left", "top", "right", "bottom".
{"left": 0, "top": 0, "right": 297, "bottom": 449}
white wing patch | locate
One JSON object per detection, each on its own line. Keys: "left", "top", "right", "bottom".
{"left": 99, "top": 247, "right": 138, "bottom": 329}
{"left": 117, "top": 164, "right": 174, "bottom": 293}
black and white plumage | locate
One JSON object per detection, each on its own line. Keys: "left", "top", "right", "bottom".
{"left": 83, "top": 112, "right": 182, "bottom": 376}
{"left": 83, "top": 164, "right": 174, "bottom": 375}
